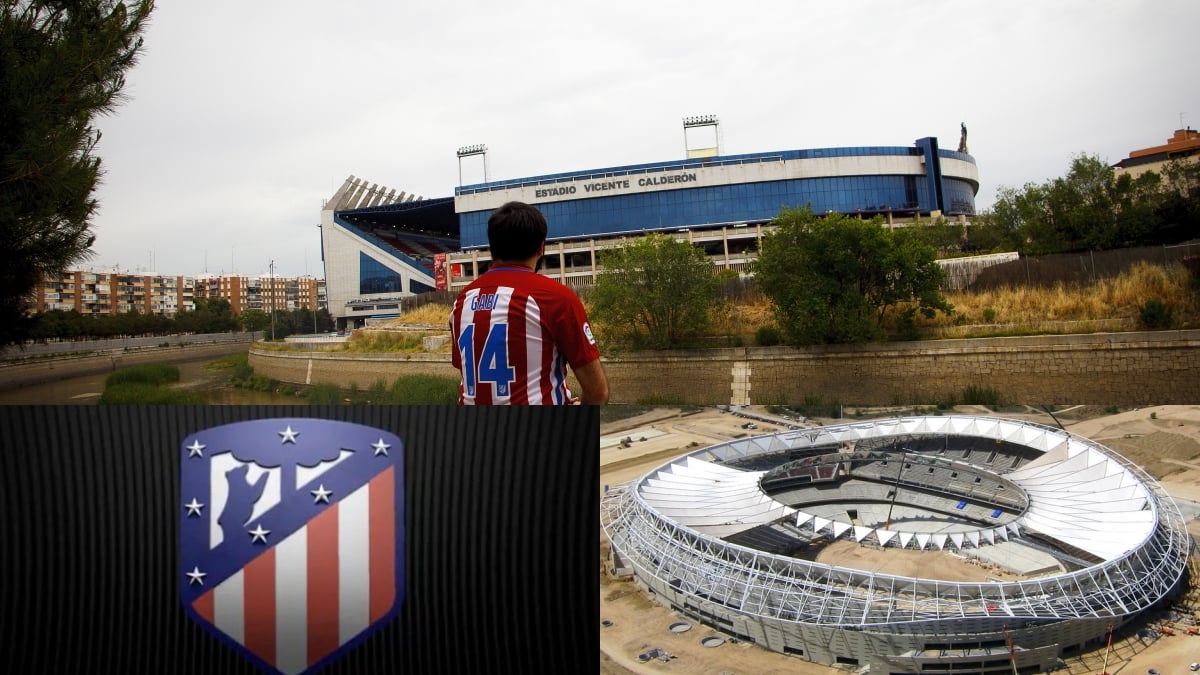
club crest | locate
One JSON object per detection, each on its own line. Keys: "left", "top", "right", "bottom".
{"left": 180, "top": 418, "right": 405, "bottom": 675}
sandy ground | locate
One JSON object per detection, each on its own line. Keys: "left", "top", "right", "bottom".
{"left": 599, "top": 405, "right": 1200, "bottom": 675}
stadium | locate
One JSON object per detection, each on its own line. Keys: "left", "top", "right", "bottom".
{"left": 319, "top": 121, "right": 979, "bottom": 329}
{"left": 600, "top": 415, "right": 1191, "bottom": 674}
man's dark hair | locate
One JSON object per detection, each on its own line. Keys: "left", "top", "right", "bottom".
{"left": 487, "top": 202, "right": 547, "bottom": 262}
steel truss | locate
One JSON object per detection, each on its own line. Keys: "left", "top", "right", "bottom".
{"left": 602, "top": 416, "right": 1190, "bottom": 633}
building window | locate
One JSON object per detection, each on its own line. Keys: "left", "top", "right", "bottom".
{"left": 359, "top": 252, "right": 402, "bottom": 294}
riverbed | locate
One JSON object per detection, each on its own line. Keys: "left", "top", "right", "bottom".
{"left": 0, "top": 355, "right": 303, "bottom": 405}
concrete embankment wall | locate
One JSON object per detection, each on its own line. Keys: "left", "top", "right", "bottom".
{"left": 248, "top": 330, "right": 1200, "bottom": 405}
{"left": 249, "top": 350, "right": 459, "bottom": 388}
{"left": 0, "top": 339, "right": 254, "bottom": 391}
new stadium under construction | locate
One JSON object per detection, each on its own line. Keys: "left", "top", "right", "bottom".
{"left": 600, "top": 415, "right": 1192, "bottom": 674}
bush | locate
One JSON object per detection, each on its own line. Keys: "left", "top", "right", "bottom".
{"left": 231, "top": 360, "right": 253, "bottom": 382}
{"left": 1138, "top": 299, "right": 1175, "bottom": 329}
{"left": 387, "top": 375, "right": 460, "bottom": 404}
{"left": 755, "top": 325, "right": 783, "bottom": 347}
{"left": 367, "top": 379, "right": 389, "bottom": 403}
{"left": 894, "top": 307, "right": 921, "bottom": 341}
{"left": 105, "top": 363, "right": 180, "bottom": 387}
{"left": 243, "top": 373, "right": 279, "bottom": 392}
{"left": 307, "top": 382, "right": 344, "bottom": 405}
{"left": 961, "top": 384, "right": 1002, "bottom": 406}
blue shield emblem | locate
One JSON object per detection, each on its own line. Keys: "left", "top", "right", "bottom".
{"left": 180, "top": 418, "right": 405, "bottom": 675}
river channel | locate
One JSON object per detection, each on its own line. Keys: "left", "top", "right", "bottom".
{"left": 0, "top": 354, "right": 302, "bottom": 405}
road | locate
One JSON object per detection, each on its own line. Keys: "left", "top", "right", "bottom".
{"left": 1, "top": 331, "right": 261, "bottom": 358}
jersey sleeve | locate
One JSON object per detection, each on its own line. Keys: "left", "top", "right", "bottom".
{"left": 551, "top": 289, "right": 601, "bottom": 368}
{"left": 449, "top": 296, "right": 463, "bottom": 370}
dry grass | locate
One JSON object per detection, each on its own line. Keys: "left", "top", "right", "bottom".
{"left": 708, "top": 297, "right": 777, "bottom": 343}
{"left": 346, "top": 330, "right": 433, "bottom": 353}
{"left": 929, "top": 261, "right": 1197, "bottom": 329}
{"left": 379, "top": 262, "right": 1196, "bottom": 345}
{"left": 389, "top": 303, "right": 451, "bottom": 326}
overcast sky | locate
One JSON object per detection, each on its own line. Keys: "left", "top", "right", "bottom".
{"left": 86, "top": 0, "right": 1200, "bottom": 278}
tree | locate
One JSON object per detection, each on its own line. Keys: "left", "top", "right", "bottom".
{"left": 0, "top": 1, "right": 155, "bottom": 346}
{"left": 902, "top": 215, "right": 966, "bottom": 256}
{"left": 589, "top": 233, "right": 721, "bottom": 350}
{"left": 238, "top": 309, "right": 269, "bottom": 333}
{"left": 984, "top": 153, "right": 1198, "bottom": 255}
{"left": 1158, "top": 157, "right": 1200, "bottom": 242}
{"left": 753, "top": 206, "right": 952, "bottom": 346}
{"left": 961, "top": 211, "right": 1019, "bottom": 253}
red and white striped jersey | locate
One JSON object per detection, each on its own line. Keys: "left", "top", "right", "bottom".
{"left": 449, "top": 266, "right": 600, "bottom": 405}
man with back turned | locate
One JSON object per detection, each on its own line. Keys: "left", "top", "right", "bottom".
{"left": 449, "top": 201, "right": 609, "bottom": 405}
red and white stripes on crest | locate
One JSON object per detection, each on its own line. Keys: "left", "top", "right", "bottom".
{"left": 192, "top": 467, "right": 396, "bottom": 675}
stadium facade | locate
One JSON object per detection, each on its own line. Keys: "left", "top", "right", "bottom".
{"left": 320, "top": 134, "right": 978, "bottom": 328}
{"left": 600, "top": 415, "right": 1191, "bottom": 674}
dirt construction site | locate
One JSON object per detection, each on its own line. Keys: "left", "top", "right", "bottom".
{"left": 598, "top": 405, "right": 1200, "bottom": 675}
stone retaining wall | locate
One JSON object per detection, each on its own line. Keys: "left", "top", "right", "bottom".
{"left": 248, "top": 330, "right": 1200, "bottom": 405}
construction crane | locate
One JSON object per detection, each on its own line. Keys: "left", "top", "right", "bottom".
{"left": 1003, "top": 625, "right": 1018, "bottom": 675}
{"left": 1099, "top": 623, "right": 1114, "bottom": 675}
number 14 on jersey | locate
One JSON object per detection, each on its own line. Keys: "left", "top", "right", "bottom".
{"left": 456, "top": 323, "right": 517, "bottom": 397}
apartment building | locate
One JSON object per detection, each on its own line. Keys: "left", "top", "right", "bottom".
{"left": 27, "top": 270, "right": 325, "bottom": 318}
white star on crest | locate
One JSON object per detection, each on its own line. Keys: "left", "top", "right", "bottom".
{"left": 372, "top": 438, "right": 390, "bottom": 456}
{"left": 186, "top": 440, "right": 205, "bottom": 457}
{"left": 187, "top": 566, "right": 207, "bottom": 585}
{"left": 184, "top": 498, "right": 204, "bottom": 517}
{"left": 279, "top": 426, "right": 299, "bottom": 444}
{"left": 248, "top": 524, "right": 270, "bottom": 544}
{"left": 311, "top": 484, "right": 333, "bottom": 504}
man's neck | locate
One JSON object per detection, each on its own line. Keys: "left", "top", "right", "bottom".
{"left": 491, "top": 257, "right": 538, "bottom": 271}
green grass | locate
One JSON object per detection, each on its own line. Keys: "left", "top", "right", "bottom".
{"left": 99, "top": 382, "right": 207, "bottom": 404}
{"left": 104, "top": 363, "right": 180, "bottom": 387}
{"left": 304, "top": 375, "right": 460, "bottom": 405}
{"left": 384, "top": 375, "right": 459, "bottom": 404}
{"left": 100, "top": 363, "right": 207, "bottom": 404}
{"left": 205, "top": 354, "right": 247, "bottom": 370}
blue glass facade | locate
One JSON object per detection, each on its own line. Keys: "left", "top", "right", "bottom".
{"left": 359, "top": 251, "right": 402, "bottom": 294}
{"left": 455, "top": 141, "right": 977, "bottom": 250}
{"left": 408, "top": 278, "right": 434, "bottom": 294}
{"left": 942, "top": 178, "right": 977, "bottom": 217}
{"left": 460, "top": 175, "right": 935, "bottom": 248}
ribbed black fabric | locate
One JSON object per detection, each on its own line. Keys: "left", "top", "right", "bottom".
{"left": 0, "top": 405, "right": 599, "bottom": 674}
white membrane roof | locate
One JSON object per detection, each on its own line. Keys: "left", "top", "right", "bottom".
{"left": 637, "top": 416, "right": 1155, "bottom": 560}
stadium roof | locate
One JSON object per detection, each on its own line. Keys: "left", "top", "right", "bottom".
{"left": 636, "top": 416, "right": 1156, "bottom": 560}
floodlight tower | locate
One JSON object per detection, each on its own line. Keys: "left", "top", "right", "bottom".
{"left": 683, "top": 115, "right": 720, "bottom": 158}
{"left": 457, "top": 144, "right": 488, "bottom": 185}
